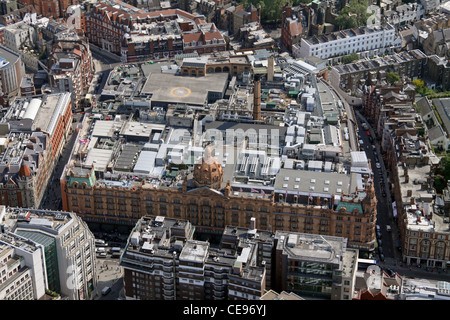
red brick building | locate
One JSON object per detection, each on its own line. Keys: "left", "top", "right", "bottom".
{"left": 281, "top": 3, "right": 307, "bottom": 52}
{"left": 0, "top": 93, "right": 72, "bottom": 208}
{"left": 17, "top": 0, "right": 78, "bottom": 19}
{"left": 84, "top": 0, "right": 225, "bottom": 62}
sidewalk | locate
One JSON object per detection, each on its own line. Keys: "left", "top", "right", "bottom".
{"left": 95, "top": 260, "right": 124, "bottom": 300}
{"left": 379, "top": 257, "right": 450, "bottom": 281}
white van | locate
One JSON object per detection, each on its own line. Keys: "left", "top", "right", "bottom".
{"left": 96, "top": 247, "right": 105, "bottom": 253}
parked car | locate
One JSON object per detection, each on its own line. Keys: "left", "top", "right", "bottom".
{"left": 376, "top": 163, "right": 381, "bottom": 169}
{"left": 386, "top": 225, "right": 392, "bottom": 232}
{"left": 384, "top": 268, "right": 395, "bottom": 276}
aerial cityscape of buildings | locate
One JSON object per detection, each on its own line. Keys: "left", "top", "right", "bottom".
{"left": 0, "top": 0, "right": 449, "bottom": 305}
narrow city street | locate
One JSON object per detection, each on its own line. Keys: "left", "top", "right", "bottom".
{"left": 39, "top": 112, "right": 83, "bottom": 210}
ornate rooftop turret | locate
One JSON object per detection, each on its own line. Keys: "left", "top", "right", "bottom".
{"left": 193, "top": 145, "right": 223, "bottom": 190}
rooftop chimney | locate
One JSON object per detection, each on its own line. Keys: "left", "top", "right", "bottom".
{"left": 253, "top": 75, "right": 261, "bottom": 121}
{"left": 267, "top": 56, "right": 274, "bottom": 81}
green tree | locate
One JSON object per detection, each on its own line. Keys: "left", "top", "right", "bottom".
{"left": 335, "top": 0, "right": 369, "bottom": 29}
{"left": 386, "top": 72, "right": 400, "bottom": 85}
{"left": 434, "top": 155, "right": 450, "bottom": 193}
{"left": 342, "top": 52, "right": 359, "bottom": 64}
{"left": 335, "top": 14, "right": 357, "bottom": 30}
{"left": 413, "top": 78, "right": 425, "bottom": 89}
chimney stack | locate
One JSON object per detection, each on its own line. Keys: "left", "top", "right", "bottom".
{"left": 267, "top": 56, "right": 274, "bottom": 81}
{"left": 253, "top": 75, "right": 261, "bottom": 121}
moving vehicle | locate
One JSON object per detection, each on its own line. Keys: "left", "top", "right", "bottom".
{"left": 110, "top": 247, "right": 121, "bottom": 253}
{"left": 386, "top": 225, "right": 392, "bottom": 232}
{"left": 96, "top": 247, "right": 105, "bottom": 253}
{"left": 376, "top": 230, "right": 382, "bottom": 239}
{"left": 376, "top": 163, "right": 381, "bottom": 169}
{"left": 111, "top": 252, "right": 121, "bottom": 259}
{"left": 102, "top": 286, "right": 111, "bottom": 296}
{"left": 357, "top": 258, "right": 377, "bottom": 271}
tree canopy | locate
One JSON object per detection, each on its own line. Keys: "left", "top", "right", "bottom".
{"left": 386, "top": 72, "right": 401, "bottom": 85}
{"left": 334, "top": 0, "right": 370, "bottom": 30}
{"left": 242, "top": 0, "right": 290, "bottom": 24}
{"left": 434, "top": 155, "right": 450, "bottom": 194}
{"left": 342, "top": 53, "right": 359, "bottom": 64}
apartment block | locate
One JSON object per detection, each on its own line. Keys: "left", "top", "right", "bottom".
{"left": 298, "top": 24, "right": 401, "bottom": 61}
{"left": 0, "top": 4, "right": 35, "bottom": 27}
{"left": 0, "top": 92, "right": 72, "bottom": 208}
{"left": 49, "top": 29, "right": 93, "bottom": 109}
{"left": 84, "top": 0, "right": 225, "bottom": 62}
{"left": 2, "top": 20, "right": 37, "bottom": 52}
{"left": 329, "top": 49, "right": 428, "bottom": 95}
{"left": 17, "top": 0, "right": 79, "bottom": 19}
{"left": 413, "top": 12, "right": 450, "bottom": 47}
{"left": 120, "top": 215, "right": 267, "bottom": 300}
{"left": 368, "top": 87, "right": 450, "bottom": 270}
{"left": 281, "top": 3, "right": 309, "bottom": 53}
{"left": 0, "top": 206, "right": 97, "bottom": 299}
{"left": 0, "top": 233, "right": 45, "bottom": 300}
{"left": 383, "top": 3, "right": 425, "bottom": 27}
{"left": 214, "top": 2, "right": 261, "bottom": 36}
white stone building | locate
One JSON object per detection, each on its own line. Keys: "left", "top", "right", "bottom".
{"left": 297, "top": 23, "right": 402, "bottom": 61}
{"left": 0, "top": 207, "right": 98, "bottom": 300}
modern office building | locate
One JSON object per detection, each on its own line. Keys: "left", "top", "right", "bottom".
{"left": 0, "top": 44, "right": 24, "bottom": 98}
{"left": 0, "top": 231, "right": 46, "bottom": 300}
{"left": 0, "top": 206, "right": 97, "bottom": 300}
{"left": 273, "top": 230, "right": 358, "bottom": 300}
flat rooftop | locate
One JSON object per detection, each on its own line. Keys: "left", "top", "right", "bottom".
{"left": 275, "top": 231, "right": 347, "bottom": 265}
{"left": 140, "top": 72, "right": 229, "bottom": 106}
